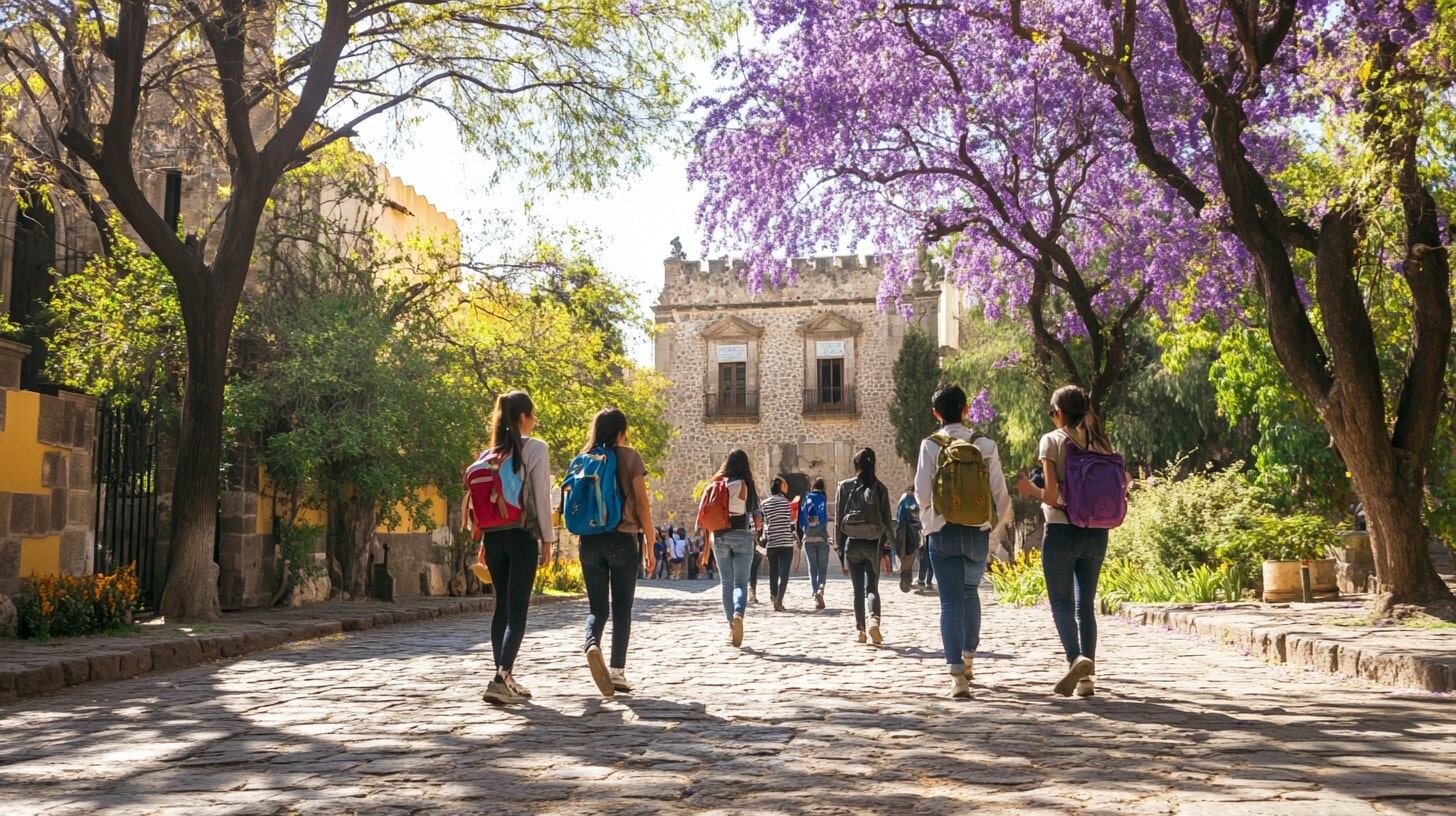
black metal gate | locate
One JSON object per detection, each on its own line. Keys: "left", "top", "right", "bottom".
{"left": 94, "top": 404, "right": 163, "bottom": 610}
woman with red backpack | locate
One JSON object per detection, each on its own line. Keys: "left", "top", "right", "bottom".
{"left": 695, "top": 449, "right": 761, "bottom": 647}
{"left": 467, "top": 391, "right": 555, "bottom": 706}
{"left": 572, "top": 407, "right": 653, "bottom": 698}
{"left": 1017, "top": 384, "right": 1126, "bottom": 698}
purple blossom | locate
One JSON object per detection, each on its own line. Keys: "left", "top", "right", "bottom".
{"left": 969, "top": 388, "right": 997, "bottom": 426}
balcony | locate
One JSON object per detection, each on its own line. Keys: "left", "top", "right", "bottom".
{"left": 803, "top": 386, "right": 858, "bottom": 417}
{"left": 704, "top": 390, "right": 760, "bottom": 422}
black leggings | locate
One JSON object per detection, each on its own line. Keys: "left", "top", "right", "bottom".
{"left": 581, "top": 530, "right": 638, "bottom": 668}
{"left": 750, "top": 548, "right": 763, "bottom": 592}
{"left": 845, "top": 539, "right": 882, "bottom": 631}
{"left": 482, "top": 527, "right": 539, "bottom": 677}
{"left": 767, "top": 546, "right": 794, "bottom": 602}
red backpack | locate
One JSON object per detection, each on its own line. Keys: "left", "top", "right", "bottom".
{"left": 696, "top": 477, "right": 732, "bottom": 533}
{"left": 465, "top": 450, "right": 524, "bottom": 532}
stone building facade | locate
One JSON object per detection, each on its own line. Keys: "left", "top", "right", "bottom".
{"left": 652, "top": 256, "right": 962, "bottom": 527}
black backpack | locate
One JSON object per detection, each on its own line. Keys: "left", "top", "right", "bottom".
{"left": 840, "top": 480, "right": 885, "bottom": 540}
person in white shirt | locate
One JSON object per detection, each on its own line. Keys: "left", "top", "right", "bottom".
{"left": 669, "top": 530, "right": 689, "bottom": 579}
{"left": 914, "top": 385, "right": 1012, "bottom": 699}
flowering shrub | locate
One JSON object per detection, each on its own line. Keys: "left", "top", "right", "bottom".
{"left": 16, "top": 564, "right": 140, "bottom": 639}
{"left": 533, "top": 560, "right": 585, "bottom": 595}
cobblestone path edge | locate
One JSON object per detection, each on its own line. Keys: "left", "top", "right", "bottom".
{"left": 1119, "top": 603, "right": 1455, "bottom": 693}
{"left": 0, "top": 594, "right": 573, "bottom": 705}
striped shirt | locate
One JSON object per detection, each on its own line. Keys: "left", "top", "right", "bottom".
{"left": 760, "top": 495, "right": 797, "bottom": 548}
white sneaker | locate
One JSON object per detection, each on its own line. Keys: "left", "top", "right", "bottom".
{"left": 482, "top": 678, "right": 520, "bottom": 706}
{"left": 1055, "top": 656, "right": 1095, "bottom": 697}
{"left": 609, "top": 668, "right": 633, "bottom": 693}
{"left": 503, "top": 674, "right": 532, "bottom": 699}
{"left": 585, "top": 645, "right": 615, "bottom": 697}
{"left": 1075, "top": 677, "right": 1095, "bottom": 697}
{"left": 949, "top": 670, "right": 971, "bottom": 699}
{"left": 962, "top": 652, "right": 975, "bottom": 680}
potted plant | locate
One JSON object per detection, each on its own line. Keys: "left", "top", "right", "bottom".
{"left": 1236, "top": 514, "right": 1340, "bottom": 602}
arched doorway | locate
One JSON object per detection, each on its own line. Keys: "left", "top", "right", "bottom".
{"left": 8, "top": 191, "right": 57, "bottom": 389}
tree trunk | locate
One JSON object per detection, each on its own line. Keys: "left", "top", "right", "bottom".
{"left": 157, "top": 321, "right": 228, "bottom": 621}
{"left": 330, "top": 494, "right": 376, "bottom": 599}
{"left": 1342, "top": 441, "right": 1452, "bottom": 611}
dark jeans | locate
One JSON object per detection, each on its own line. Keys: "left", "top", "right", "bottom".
{"left": 919, "top": 545, "right": 935, "bottom": 586}
{"left": 482, "top": 527, "right": 538, "bottom": 676}
{"left": 581, "top": 530, "right": 638, "bottom": 669}
{"left": 844, "top": 539, "right": 881, "bottom": 631}
{"left": 766, "top": 546, "right": 794, "bottom": 602}
{"left": 927, "top": 524, "right": 989, "bottom": 668}
{"left": 1042, "top": 523, "right": 1109, "bottom": 664}
{"left": 750, "top": 548, "right": 763, "bottom": 593}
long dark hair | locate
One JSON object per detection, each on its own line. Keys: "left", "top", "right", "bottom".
{"left": 490, "top": 390, "right": 534, "bottom": 473}
{"left": 1051, "top": 385, "right": 1112, "bottom": 451}
{"left": 853, "top": 447, "right": 878, "bottom": 486}
{"left": 583, "top": 406, "right": 628, "bottom": 453}
{"left": 714, "top": 448, "right": 759, "bottom": 511}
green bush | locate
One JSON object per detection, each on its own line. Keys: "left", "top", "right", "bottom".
{"left": 1109, "top": 465, "right": 1272, "bottom": 573}
{"left": 278, "top": 522, "right": 326, "bottom": 578}
{"left": 1217, "top": 513, "right": 1341, "bottom": 581}
{"left": 534, "top": 559, "right": 586, "bottom": 594}
{"left": 988, "top": 550, "right": 1047, "bottom": 606}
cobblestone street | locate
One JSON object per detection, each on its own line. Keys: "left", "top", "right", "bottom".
{"left": 2, "top": 578, "right": 1453, "bottom": 816}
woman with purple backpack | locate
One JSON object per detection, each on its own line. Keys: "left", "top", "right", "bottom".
{"left": 1017, "top": 384, "right": 1125, "bottom": 699}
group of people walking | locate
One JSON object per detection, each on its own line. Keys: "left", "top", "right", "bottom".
{"left": 464, "top": 380, "right": 1124, "bottom": 706}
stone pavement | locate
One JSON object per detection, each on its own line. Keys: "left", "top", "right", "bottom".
{"left": 1, "top": 577, "right": 1454, "bottom": 816}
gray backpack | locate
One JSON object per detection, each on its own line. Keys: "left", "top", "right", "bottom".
{"left": 840, "top": 480, "right": 885, "bottom": 540}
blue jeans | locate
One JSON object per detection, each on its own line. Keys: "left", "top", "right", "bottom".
{"left": 927, "top": 524, "right": 990, "bottom": 669}
{"left": 712, "top": 529, "right": 754, "bottom": 622}
{"left": 803, "top": 536, "right": 831, "bottom": 594}
{"left": 1042, "top": 523, "right": 1109, "bottom": 664}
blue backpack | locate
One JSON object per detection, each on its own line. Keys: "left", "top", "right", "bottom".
{"left": 800, "top": 491, "right": 828, "bottom": 534}
{"left": 561, "top": 446, "right": 624, "bottom": 536}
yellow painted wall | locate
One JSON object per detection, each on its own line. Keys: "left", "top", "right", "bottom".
{"left": 380, "top": 486, "right": 448, "bottom": 534}
{"left": 18, "top": 534, "right": 61, "bottom": 577}
{"left": 0, "top": 390, "right": 70, "bottom": 495}
{"left": 255, "top": 466, "right": 328, "bottom": 535}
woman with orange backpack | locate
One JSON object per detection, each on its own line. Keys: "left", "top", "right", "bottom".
{"left": 465, "top": 391, "right": 555, "bottom": 706}
{"left": 696, "top": 449, "right": 761, "bottom": 647}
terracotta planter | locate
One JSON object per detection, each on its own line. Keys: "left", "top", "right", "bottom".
{"left": 1262, "top": 558, "right": 1339, "bottom": 603}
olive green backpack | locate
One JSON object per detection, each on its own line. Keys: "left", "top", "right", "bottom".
{"left": 931, "top": 432, "right": 993, "bottom": 527}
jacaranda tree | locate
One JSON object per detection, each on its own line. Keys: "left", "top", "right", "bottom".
{"left": 691, "top": 0, "right": 1239, "bottom": 412}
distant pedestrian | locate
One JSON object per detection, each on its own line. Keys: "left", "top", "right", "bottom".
{"left": 564, "top": 407, "right": 654, "bottom": 698}
{"left": 761, "top": 477, "right": 798, "bottom": 611}
{"left": 669, "top": 529, "right": 688, "bottom": 579}
{"left": 467, "top": 390, "right": 554, "bottom": 706}
{"left": 652, "top": 529, "right": 669, "bottom": 579}
{"left": 1017, "top": 384, "right": 1124, "bottom": 698}
{"left": 798, "top": 479, "right": 832, "bottom": 609}
{"left": 895, "top": 486, "right": 922, "bottom": 594}
{"left": 916, "top": 385, "right": 1012, "bottom": 699}
{"left": 836, "top": 448, "right": 893, "bottom": 646}
{"left": 696, "top": 449, "right": 762, "bottom": 647}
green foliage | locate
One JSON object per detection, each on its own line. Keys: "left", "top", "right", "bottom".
{"left": 988, "top": 550, "right": 1047, "bottom": 607}
{"left": 1220, "top": 514, "right": 1341, "bottom": 564}
{"left": 887, "top": 326, "right": 941, "bottom": 465}
{"left": 941, "top": 314, "right": 1048, "bottom": 467}
{"left": 534, "top": 560, "right": 586, "bottom": 594}
{"left": 43, "top": 226, "right": 187, "bottom": 409}
{"left": 1109, "top": 465, "right": 1273, "bottom": 574}
{"left": 278, "top": 522, "right": 326, "bottom": 579}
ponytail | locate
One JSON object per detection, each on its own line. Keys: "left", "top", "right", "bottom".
{"left": 853, "top": 447, "right": 878, "bottom": 486}
{"left": 583, "top": 407, "right": 628, "bottom": 453}
{"left": 490, "top": 390, "right": 535, "bottom": 473}
{"left": 1050, "top": 384, "right": 1112, "bottom": 451}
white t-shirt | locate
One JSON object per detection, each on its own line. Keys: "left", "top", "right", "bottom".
{"left": 670, "top": 536, "right": 688, "bottom": 559}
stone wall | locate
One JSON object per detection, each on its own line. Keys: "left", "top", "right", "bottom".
{"left": 652, "top": 257, "right": 954, "bottom": 526}
{"left": 0, "top": 341, "right": 97, "bottom": 597}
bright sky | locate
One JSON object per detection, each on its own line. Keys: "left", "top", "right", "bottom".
{"left": 354, "top": 104, "right": 711, "bottom": 369}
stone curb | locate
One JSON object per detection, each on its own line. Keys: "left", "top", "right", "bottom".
{"left": 0, "top": 594, "right": 578, "bottom": 705}
{"left": 1118, "top": 603, "right": 1455, "bottom": 693}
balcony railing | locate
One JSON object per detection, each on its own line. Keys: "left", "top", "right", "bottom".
{"left": 804, "top": 386, "right": 858, "bottom": 417}
{"left": 704, "top": 390, "right": 760, "bottom": 421}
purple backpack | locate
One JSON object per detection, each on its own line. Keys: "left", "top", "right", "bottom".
{"left": 1062, "top": 439, "right": 1128, "bottom": 529}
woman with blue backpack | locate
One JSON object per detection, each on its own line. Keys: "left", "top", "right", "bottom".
{"left": 1017, "top": 384, "right": 1127, "bottom": 698}
{"left": 695, "top": 449, "right": 761, "bottom": 647}
{"left": 562, "top": 407, "right": 653, "bottom": 698}
{"left": 798, "top": 478, "right": 831, "bottom": 609}
{"left": 466, "top": 391, "right": 555, "bottom": 706}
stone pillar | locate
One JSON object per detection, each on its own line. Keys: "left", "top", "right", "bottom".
{"left": 0, "top": 339, "right": 28, "bottom": 390}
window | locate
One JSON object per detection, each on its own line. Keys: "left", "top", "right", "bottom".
{"left": 718, "top": 361, "right": 747, "bottom": 407}
{"left": 817, "top": 358, "right": 844, "bottom": 405}
{"left": 163, "top": 171, "right": 183, "bottom": 233}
